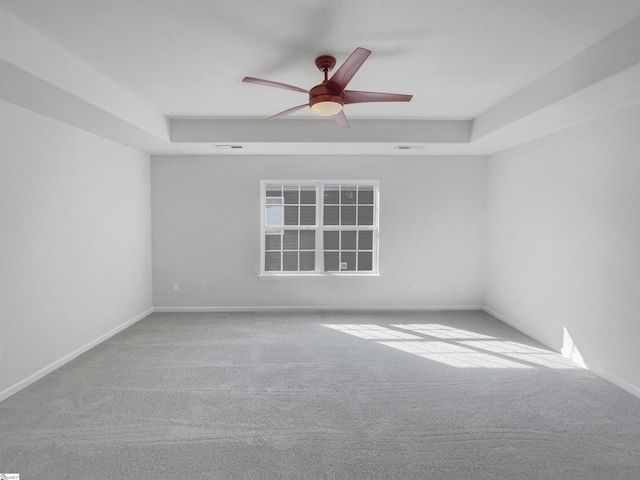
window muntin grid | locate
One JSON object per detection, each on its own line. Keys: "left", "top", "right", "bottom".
{"left": 323, "top": 230, "right": 374, "bottom": 272}
{"left": 264, "top": 183, "right": 317, "bottom": 272}
{"left": 264, "top": 229, "right": 316, "bottom": 272}
{"left": 261, "top": 181, "right": 378, "bottom": 275}
{"left": 323, "top": 184, "right": 374, "bottom": 226}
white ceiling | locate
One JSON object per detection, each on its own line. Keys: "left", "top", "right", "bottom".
{"left": 2, "top": 0, "right": 640, "bottom": 155}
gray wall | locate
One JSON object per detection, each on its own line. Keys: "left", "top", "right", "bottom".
{"left": 0, "top": 101, "right": 153, "bottom": 400}
{"left": 485, "top": 103, "right": 640, "bottom": 396}
{"left": 152, "top": 155, "right": 487, "bottom": 309}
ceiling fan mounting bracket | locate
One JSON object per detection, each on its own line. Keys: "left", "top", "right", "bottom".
{"left": 315, "top": 55, "right": 337, "bottom": 72}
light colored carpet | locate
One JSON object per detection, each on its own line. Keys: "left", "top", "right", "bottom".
{"left": 1, "top": 310, "right": 639, "bottom": 479}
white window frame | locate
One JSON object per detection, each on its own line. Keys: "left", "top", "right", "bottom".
{"left": 259, "top": 180, "right": 380, "bottom": 277}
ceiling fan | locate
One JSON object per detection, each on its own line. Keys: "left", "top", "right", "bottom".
{"left": 242, "top": 47, "right": 413, "bottom": 129}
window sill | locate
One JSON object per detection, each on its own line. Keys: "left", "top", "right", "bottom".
{"left": 257, "top": 273, "right": 381, "bottom": 279}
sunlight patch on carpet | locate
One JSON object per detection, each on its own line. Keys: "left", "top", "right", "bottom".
{"left": 323, "top": 323, "right": 581, "bottom": 369}
{"left": 322, "top": 324, "right": 421, "bottom": 340}
{"left": 378, "top": 340, "right": 530, "bottom": 368}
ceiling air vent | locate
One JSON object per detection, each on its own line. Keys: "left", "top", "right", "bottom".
{"left": 395, "top": 145, "right": 424, "bottom": 150}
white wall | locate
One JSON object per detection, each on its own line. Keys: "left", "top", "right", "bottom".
{"left": 152, "top": 155, "right": 486, "bottom": 309}
{"left": 485, "top": 103, "right": 640, "bottom": 396}
{"left": 0, "top": 100, "right": 153, "bottom": 400}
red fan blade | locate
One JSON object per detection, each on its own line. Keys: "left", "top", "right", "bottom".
{"left": 332, "top": 110, "right": 350, "bottom": 129}
{"left": 267, "top": 104, "right": 309, "bottom": 120}
{"left": 243, "top": 77, "right": 308, "bottom": 93}
{"left": 327, "top": 47, "right": 371, "bottom": 92}
{"left": 344, "top": 90, "right": 413, "bottom": 104}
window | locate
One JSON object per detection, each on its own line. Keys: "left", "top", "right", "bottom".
{"left": 260, "top": 181, "right": 379, "bottom": 275}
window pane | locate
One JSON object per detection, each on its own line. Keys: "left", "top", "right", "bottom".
{"left": 266, "top": 185, "right": 282, "bottom": 197}
{"left": 358, "top": 252, "right": 373, "bottom": 271}
{"left": 300, "top": 206, "right": 316, "bottom": 225}
{"left": 341, "top": 185, "right": 357, "bottom": 204}
{"left": 341, "top": 206, "right": 356, "bottom": 225}
{"left": 324, "top": 206, "right": 339, "bottom": 225}
{"left": 300, "top": 230, "right": 315, "bottom": 250}
{"left": 341, "top": 252, "right": 356, "bottom": 271}
{"left": 358, "top": 231, "right": 373, "bottom": 250}
{"left": 265, "top": 205, "right": 283, "bottom": 226}
{"left": 324, "top": 185, "right": 340, "bottom": 204}
{"left": 358, "top": 206, "right": 374, "bottom": 225}
{"left": 283, "top": 252, "right": 298, "bottom": 271}
{"left": 358, "top": 185, "right": 374, "bottom": 204}
{"left": 284, "top": 206, "right": 298, "bottom": 225}
{"left": 265, "top": 252, "right": 281, "bottom": 271}
{"left": 283, "top": 230, "right": 298, "bottom": 250}
{"left": 283, "top": 185, "right": 299, "bottom": 204}
{"left": 300, "top": 252, "right": 315, "bottom": 271}
{"left": 324, "top": 231, "right": 339, "bottom": 250}
{"left": 300, "top": 186, "right": 316, "bottom": 204}
{"left": 341, "top": 231, "right": 357, "bottom": 250}
{"left": 324, "top": 251, "right": 339, "bottom": 271}
{"left": 265, "top": 233, "right": 282, "bottom": 250}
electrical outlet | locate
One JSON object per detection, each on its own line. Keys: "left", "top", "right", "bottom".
{"left": 172, "top": 282, "right": 180, "bottom": 291}
{"left": 199, "top": 282, "right": 206, "bottom": 291}
{"left": 340, "top": 262, "right": 348, "bottom": 270}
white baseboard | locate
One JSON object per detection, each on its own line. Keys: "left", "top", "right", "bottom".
{"left": 482, "top": 306, "right": 559, "bottom": 352}
{"left": 588, "top": 365, "right": 640, "bottom": 399}
{"left": 0, "top": 307, "right": 153, "bottom": 403}
{"left": 483, "top": 306, "right": 640, "bottom": 400}
{"left": 153, "top": 305, "right": 485, "bottom": 313}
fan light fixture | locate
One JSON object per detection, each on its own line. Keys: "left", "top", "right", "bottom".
{"left": 309, "top": 86, "right": 344, "bottom": 117}
{"left": 310, "top": 101, "right": 343, "bottom": 116}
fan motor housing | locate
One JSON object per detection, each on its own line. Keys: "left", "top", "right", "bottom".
{"left": 309, "top": 84, "right": 344, "bottom": 109}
